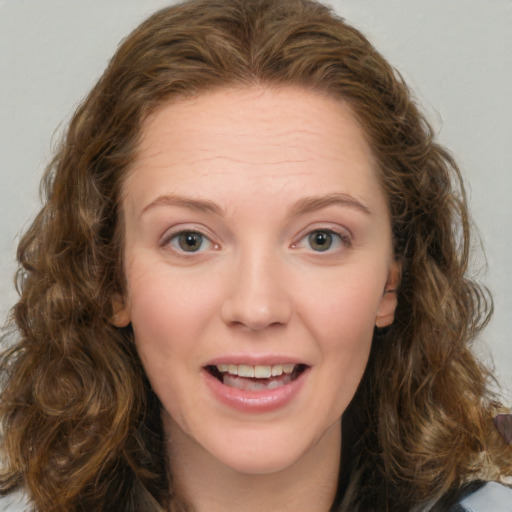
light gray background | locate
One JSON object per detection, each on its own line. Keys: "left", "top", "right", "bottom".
{"left": 0, "top": 1, "right": 511, "bottom": 510}
{"left": 0, "top": 0, "right": 511, "bottom": 442}
{"left": 1, "top": 0, "right": 511, "bottom": 385}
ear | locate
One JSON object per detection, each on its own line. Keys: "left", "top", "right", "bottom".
{"left": 375, "top": 262, "right": 400, "bottom": 328}
{"left": 111, "top": 295, "right": 131, "bottom": 327}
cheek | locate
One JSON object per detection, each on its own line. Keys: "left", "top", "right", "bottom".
{"left": 319, "top": 288, "right": 375, "bottom": 381}
{"left": 125, "top": 258, "right": 221, "bottom": 373}
{"left": 298, "top": 265, "right": 384, "bottom": 402}
{"left": 125, "top": 265, "right": 216, "bottom": 424}
{"left": 300, "top": 263, "right": 385, "bottom": 345}
{"left": 128, "top": 254, "right": 215, "bottom": 326}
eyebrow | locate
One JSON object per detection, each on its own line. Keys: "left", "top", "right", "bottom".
{"left": 289, "top": 192, "right": 372, "bottom": 217}
{"left": 140, "top": 194, "right": 224, "bottom": 219}
{"left": 139, "top": 191, "right": 371, "bottom": 220}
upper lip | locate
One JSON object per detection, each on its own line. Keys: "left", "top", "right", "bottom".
{"left": 204, "top": 354, "right": 309, "bottom": 367}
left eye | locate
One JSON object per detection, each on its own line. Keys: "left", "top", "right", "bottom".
{"left": 308, "top": 230, "right": 335, "bottom": 251}
{"left": 296, "top": 229, "right": 350, "bottom": 252}
{"left": 167, "top": 231, "right": 212, "bottom": 253}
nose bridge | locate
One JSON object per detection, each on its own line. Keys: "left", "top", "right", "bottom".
{"left": 221, "top": 242, "right": 291, "bottom": 330}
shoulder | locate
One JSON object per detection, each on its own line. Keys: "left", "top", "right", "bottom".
{"left": 451, "top": 482, "right": 512, "bottom": 512}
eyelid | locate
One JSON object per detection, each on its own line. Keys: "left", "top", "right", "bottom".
{"left": 160, "top": 225, "right": 220, "bottom": 253}
{"left": 291, "top": 225, "right": 353, "bottom": 251}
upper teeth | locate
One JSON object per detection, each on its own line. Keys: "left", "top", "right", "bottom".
{"left": 215, "top": 363, "right": 296, "bottom": 378}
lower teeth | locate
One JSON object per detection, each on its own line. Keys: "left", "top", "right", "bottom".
{"left": 222, "top": 373, "right": 293, "bottom": 391}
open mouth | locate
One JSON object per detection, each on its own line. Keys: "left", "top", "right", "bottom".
{"left": 205, "top": 363, "right": 308, "bottom": 392}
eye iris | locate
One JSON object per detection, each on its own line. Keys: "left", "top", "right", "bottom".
{"left": 309, "top": 231, "right": 332, "bottom": 251}
{"left": 178, "top": 232, "right": 203, "bottom": 252}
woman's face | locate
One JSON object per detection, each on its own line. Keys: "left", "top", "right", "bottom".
{"left": 115, "top": 86, "right": 398, "bottom": 475}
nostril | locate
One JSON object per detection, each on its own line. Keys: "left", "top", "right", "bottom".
{"left": 220, "top": 274, "right": 292, "bottom": 331}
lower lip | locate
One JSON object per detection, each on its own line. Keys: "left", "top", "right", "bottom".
{"left": 203, "top": 368, "right": 309, "bottom": 413}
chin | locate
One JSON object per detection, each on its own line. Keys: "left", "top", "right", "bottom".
{"left": 216, "top": 444, "right": 308, "bottom": 476}
{"left": 200, "top": 419, "right": 336, "bottom": 477}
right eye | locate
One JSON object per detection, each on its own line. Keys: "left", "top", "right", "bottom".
{"left": 165, "top": 230, "right": 214, "bottom": 253}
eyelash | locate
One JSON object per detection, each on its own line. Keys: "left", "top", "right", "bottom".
{"left": 160, "top": 227, "right": 352, "bottom": 256}
{"left": 293, "top": 228, "right": 352, "bottom": 253}
{"left": 161, "top": 229, "right": 216, "bottom": 254}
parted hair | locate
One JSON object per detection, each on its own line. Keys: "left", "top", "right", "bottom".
{"left": 1, "top": 0, "right": 511, "bottom": 511}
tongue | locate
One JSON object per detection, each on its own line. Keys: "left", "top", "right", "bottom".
{"left": 222, "top": 373, "right": 293, "bottom": 391}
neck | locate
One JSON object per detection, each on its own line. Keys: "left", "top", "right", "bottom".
{"left": 164, "top": 415, "right": 341, "bottom": 512}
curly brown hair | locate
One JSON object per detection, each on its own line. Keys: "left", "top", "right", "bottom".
{"left": 1, "top": 0, "right": 511, "bottom": 511}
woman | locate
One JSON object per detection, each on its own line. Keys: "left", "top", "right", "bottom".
{"left": 1, "top": 0, "right": 511, "bottom": 510}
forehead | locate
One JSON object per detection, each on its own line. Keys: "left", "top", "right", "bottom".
{"left": 123, "top": 86, "right": 387, "bottom": 215}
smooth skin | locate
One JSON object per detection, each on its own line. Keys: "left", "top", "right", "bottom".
{"left": 114, "top": 86, "right": 399, "bottom": 512}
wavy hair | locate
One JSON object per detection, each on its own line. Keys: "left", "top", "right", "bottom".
{"left": 1, "top": 0, "right": 510, "bottom": 510}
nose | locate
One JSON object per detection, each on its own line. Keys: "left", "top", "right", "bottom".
{"left": 220, "top": 250, "right": 292, "bottom": 331}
